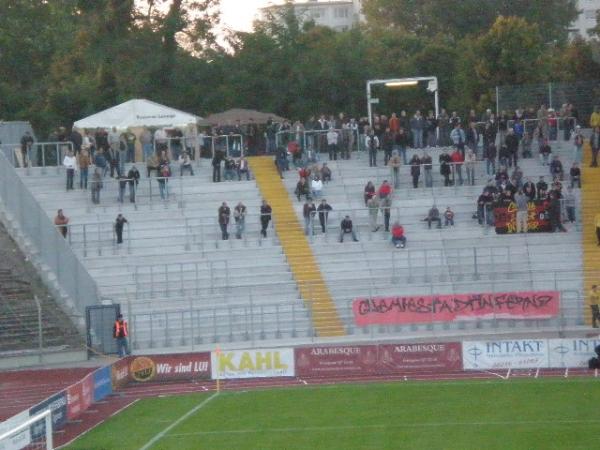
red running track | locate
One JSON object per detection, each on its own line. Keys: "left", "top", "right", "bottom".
{"left": 53, "top": 367, "right": 596, "bottom": 448}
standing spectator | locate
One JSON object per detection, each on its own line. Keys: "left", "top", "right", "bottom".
{"left": 154, "top": 127, "right": 167, "bottom": 153}
{"left": 237, "top": 157, "right": 250, "bottom": 181}
{"left": 539, "top": 139, "right": 552, "bottom": 166}
{"left": 465, "top": 149, "right": 477, "bottom": 186}
{"left": 514, "top": 190, "right": 529, "bottom": 233}
{"left": 114, "top": 214, "right": 128, "bottom": 244}
{"left": 394, "top": 127, "right": 409, "bottom": 165}
{"left": 366, "top": 130, "right": 379, "bottom": 167}
{"left": 320, "top": 163, "right": 332, "bottom": 183}
{"left": 127, "top": 166, "right": 140, "bottom": 203}
{"left": 390, "top": 222, "right": 406, "bottom": 248}
{"left": 20, "top": 131, "right": 34, "bottom": 167}
{"left": 79, "top": 149, "right": 90, "bottom": 189}
{"left": 573, "top": 126, "right": 584, "bottom": 163}
{"left": 118, "top": 175, "right": 128, "bottom": 203}
{"left": 590, "top": 285, "right": 600, "bottom": 328}
{"left": 465, "top": 122, "right": 479, "bottom": 154}
{"left": 339, "top": 215, "right": 359, "bottom": 242}
{"left": 570, "top": 163, "right": 581, "bottom": 189}
{"left": 317, "top": 199, "right": 332, "bottom": 233}
{"left": 388, "top": 151, "right": 402, "bottom": 189}
{"left": 218, "top": 202, "right": 231, "bottom": 240}
{"left": 326, "top": 128, "right": 339, "bottom": 161}
{"left": 450, "top": 147, "right": 464, "bottom": 186}
{"left": 234, "top": 202, "right": 247, "bottom": 239}
{"left": 550, "top": 155, "right": 564, "bottom": 181}
{"left": 548, "top": 192, "right": 566, "bottom": 232}
{"left": 363, "top": 181, "right": 375, "bottom": 206}
{"left": 54, "top": 209, "right": 69, "bottom": 238}
{"left": 179, "top": 152, "right": 194, "bottom": 176}
{"left": 505, "top": 129, "right": 519, "bottom": 168}
{"left": 410, "top": 110, "right": 425, "bottom": 148}
{"left": 113, "top": 314, "right": 130, "bottom": 357}
{"left": 439, "top": 151, "right": 452, "bottom": 186}
{"left": 389, "top": 113, "right": 400, "bottom": 134}
{"left": 498, "top": 110, "right": 509, "bottom": 146}
{"left": 498, "top": 145, "right": 510, "bottom": 169}
{"left": 477, "top": 191, "right": 494, "bottom": 226}
{"left": 212, "top": 151, "right": 224, "bottom": 182}
{"left": 124, "top": 129, "right": 136, "bottom": 163}
{"left": 564, "top": 186, "right": 576, "bottom": 223}
{"left": 595, "top": 212, "right": 600, "bottom": 245}
{"left": 63, "top": 150, "right": 77, "bottom": 190}
{"left": 378, "top": 180, "right": 392, "bottom": 232}
{"left": 367, "top": 196, "right": 380, "bottom": 232}
{"left": 483, "top": 121, "right": 497, "bottom": 156}
{"left": 444, "top": 207, "right": 455, "bottom": 227}
{"left": 303, "top": 200, "right": 316, "bottom": 236}
{"left": 422, "top": 152, "right": 433, "bottom": 188}
{"left": 381, "top": 127, "right": 394, "bottom": 165}
{"left": 157, "top": 163, "right": 170, "bottom": 200}
{"left": 426, "top": 206, "right": 442, "bottom": 229}
{"left": 590, "top": 127, "right": 600, "bottom": 167}
{"left": 90, "top": 169, "right": 103, "bottom": 204}
{"left": 140, "top": 128, "right": 153, "bottom": 161}
{"left": 409, "top": 153, "right": 421, "bottom": 188}
{"left": 536, "top": 176, "right": 548, "bottom": 199}
{"left": 260, "top": 200, "right": 272, "bottom": 238}
{"left": 108, "top": 126, "right": 120, "bottom": 155}
{"left": 450, "top": 123, "right": 466, "bottom": 155}
{"left": 438, "top": 109, "right": 450, "bottom": 146}
{"left": 425, "top": 111, "right": 437, "bottom": 147}
{"left": 484, "top": 142, "right": 497, "bottom": 176}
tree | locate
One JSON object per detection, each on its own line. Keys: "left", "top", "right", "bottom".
{"left": 363, "top": 0, "right": 578, "bottom": 42}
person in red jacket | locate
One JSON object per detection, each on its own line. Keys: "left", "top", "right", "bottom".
{"left": 391, "top": 222, "right": 406, "bottom": 248}
{"left": 450, "top": 148, "right": 464, "bottom": 185}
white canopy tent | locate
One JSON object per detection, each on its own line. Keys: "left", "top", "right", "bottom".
{"left": 74, "top": 99, "right": 201, "bottom": 130}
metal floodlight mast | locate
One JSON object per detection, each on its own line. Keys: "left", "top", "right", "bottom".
{"left": 366, "top": 77, "right": 439, "bottom": 127}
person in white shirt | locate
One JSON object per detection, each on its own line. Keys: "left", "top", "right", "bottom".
{"left": 154, "top": 128, "right": 167, "bottom": 153}
{"left": 311, "top": 176, "right": 323, "bottom": 199}
{"left": 178, "top": 151, "right": 194, "bottom": 176}
{"left": 326, "top": 129, "right": 339, "bottom": 161}
{"left": 63, "top": 150, "right": 77, "bottom": 190}
{"left": 108, "top": 127, "right": 120, "bottom": 152}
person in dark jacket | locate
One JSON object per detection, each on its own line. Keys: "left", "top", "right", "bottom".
{"left": 212, "top": 150, "right": 224, "bottom": 182}
{"left": 485, "top": 142, "right": 497, "bottom": 175}
{"left": 260, "top": 200, "right": 272, "bottom": 238}
{"left": 409, "top": 154, "right": 421, "bottom": 188}
{"left": 317, "top": 199, "right": 332, "bottom": 233}
{"left": 505, "top": 129, "right": 519, "bottom": 168}
{"left": 218, "top": 202, "right": 231, "bottom": 240}
{"left": 339, "top": 215, "right": 359, "bottom": 242}
{"left": 439, "top": 151, "right": 452, "bottom": 186}
{"left": 114, "top": 214, "right": 128, "bottom": 244}
{"left": 127, "top": 166, "right": 140, "bottom": 203}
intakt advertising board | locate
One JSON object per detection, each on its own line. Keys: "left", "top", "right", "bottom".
{"left": 462, "top": 339, "right": 549, "bottom": 370}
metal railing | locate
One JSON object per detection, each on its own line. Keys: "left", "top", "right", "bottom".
{"left": 0, "top": 141, "right": 74, "bottom": 172}
{"left": 0, "top": 152, "right": 101, "bottom": 318}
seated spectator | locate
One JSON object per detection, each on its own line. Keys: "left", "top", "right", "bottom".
{"left": 364, "top": 181, "right": 375, "bottom": 206}
{"left": 425, "top": 206, "right": 442, "bottom": 229}
{"left": 499, "top": 188, "right": 514, "bottom": 203}
{"left": 298, "top": 166, "right": 311, "bottom": 180}
{"left": 550, "top": 155, "right": 564, "bottom": 181}
{"left": 178, "top": 151, "right": 194, "bottom": 176}
{"left": 295, "top": 177, "right": 311, "bottom": 201}
{"left": 391, "top": 222, "right": 406, "bottom": 248}
{"left": 320, "top": 163, "right": 332, "bottom": 183}
{"left": 339, "top": 215, "right": 359, "bottom": 242}
{"left": 237, "top": 157, "right": 250, "bottom": 181}
{"left": 311, "top": 176, "right": 323, "bottom": 199}
{"left": 495, "top": 166, "right": 509, "bottom": 188}
{"left": 483, "top": 180, "right": 499, "bottom": 197}
{"left": 570, "top": 162, "right": 581, "bottom": 188}
{"left": 223, "top": 157, "right": 237, "bottom": 181}
{"left": 444, "top": 207, "right": 455, "bottom": 227}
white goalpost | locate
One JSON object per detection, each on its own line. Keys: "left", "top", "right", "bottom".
{"left": 0, "top": 409, "right": 53, "bottom": 450}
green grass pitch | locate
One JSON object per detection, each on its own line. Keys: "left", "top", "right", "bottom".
{"left": 67, "top": 378, "right": 600, "bottom": 450}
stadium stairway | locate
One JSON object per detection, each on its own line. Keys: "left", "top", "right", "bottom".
{"left": 581, "top": 139, "right": 600, "bottom": 326}
{"left": 248, "top": 156, "right": 345, "bottom": 337}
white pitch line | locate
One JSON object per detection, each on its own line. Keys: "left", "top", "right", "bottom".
{"left": 163, "top": 419, "right": 600, "bottom": 438}
{"left": 138, "top": 392, "right": 219, "bottom": 450}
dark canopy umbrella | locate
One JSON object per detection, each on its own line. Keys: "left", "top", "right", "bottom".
{"left": 199, "top": 108, "right": 287, "bottom": 126}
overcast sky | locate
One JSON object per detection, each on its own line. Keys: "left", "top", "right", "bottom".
{"left": 221, "top": 0, "right": 284, "bottom": 31}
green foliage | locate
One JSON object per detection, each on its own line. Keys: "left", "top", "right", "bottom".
{"left": 0, "top": 0, "right": 597, "bottom": 138}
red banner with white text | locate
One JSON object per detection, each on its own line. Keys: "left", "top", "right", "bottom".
{"left": 352, "top": 291, "right": 560, "bottom": 326}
